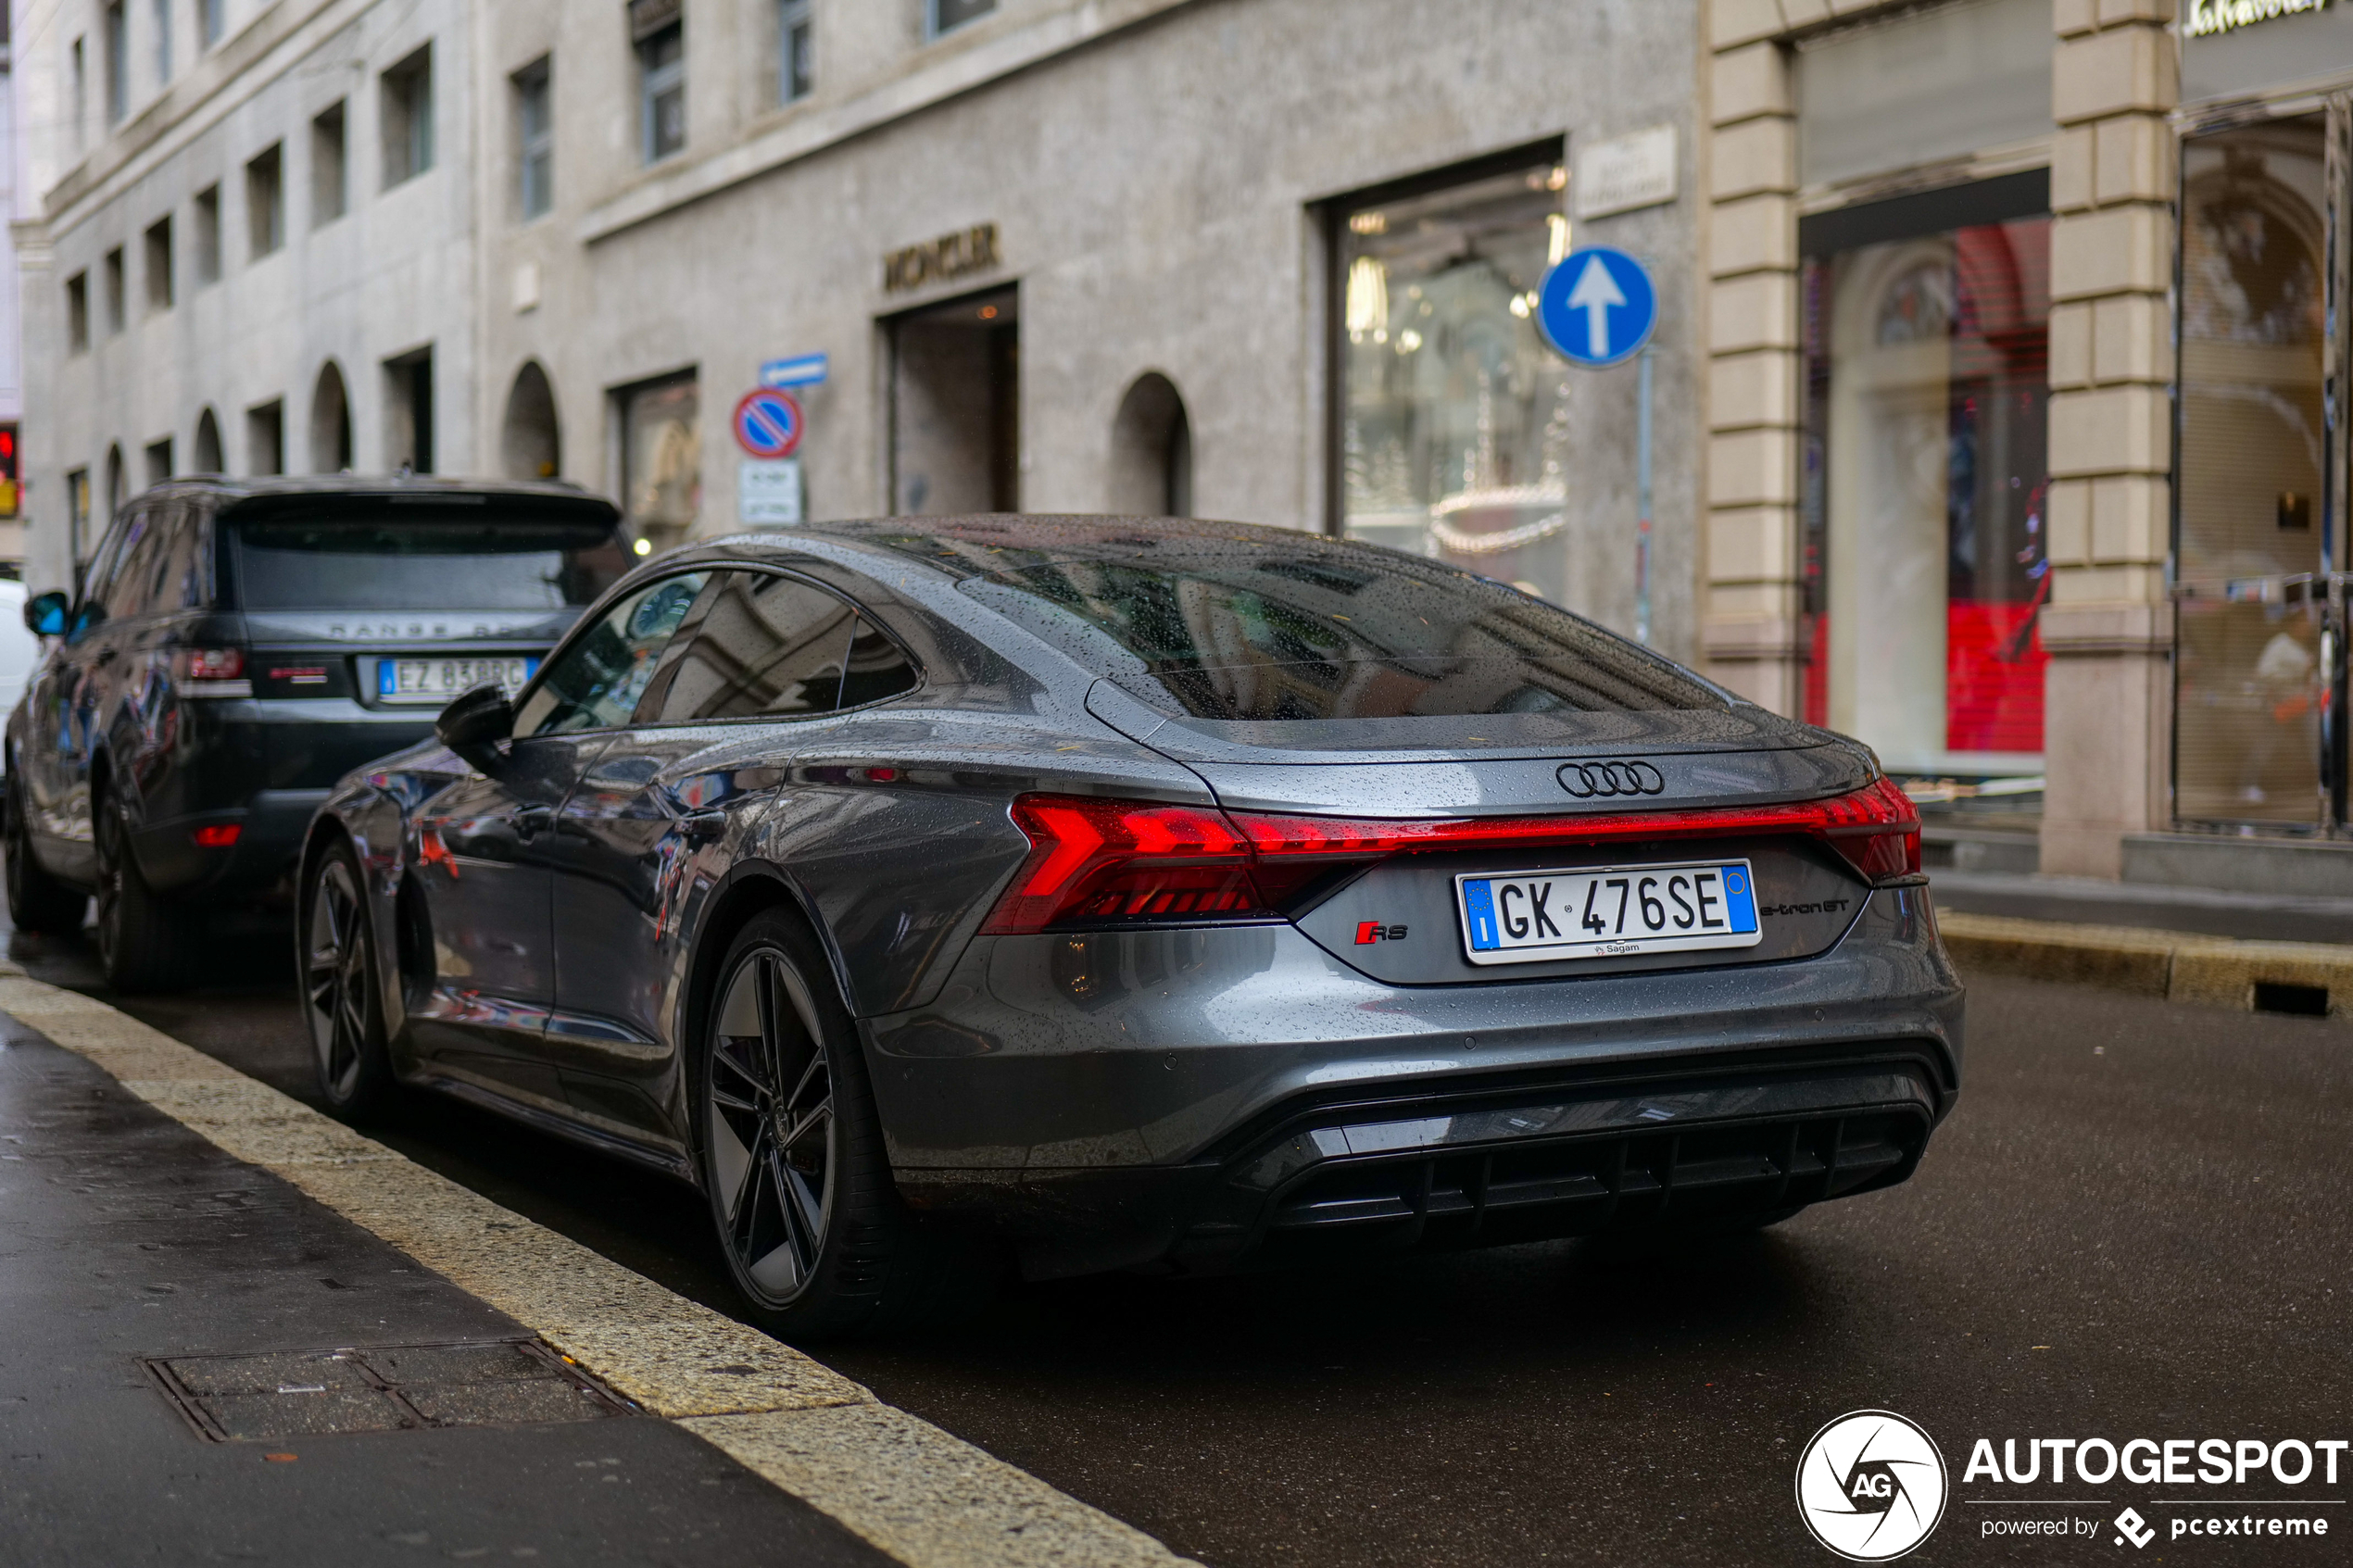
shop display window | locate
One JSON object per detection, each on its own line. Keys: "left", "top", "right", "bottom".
{"left": 1336, "top": 154, "right": 1575, "bottom": 603}
{"left": 1802, "top": 205, "right": 2051, "bottom": 776}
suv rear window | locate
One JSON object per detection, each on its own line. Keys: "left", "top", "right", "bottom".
{"left": 224, "top": 506, "right": 628, "bottom": 611}
{"left": 950, "top": 541, "right": 1729, "bottom": 721}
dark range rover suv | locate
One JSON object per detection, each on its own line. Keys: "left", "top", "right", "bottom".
{"left": 5, "top": 477, "right": 632, "bottom": 989}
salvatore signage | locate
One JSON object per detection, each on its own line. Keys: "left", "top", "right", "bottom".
{"left": 2184, "top": 0, "right": 2333, "bottom": 39}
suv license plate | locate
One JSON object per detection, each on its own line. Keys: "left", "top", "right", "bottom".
{"left": 379, "top": 657, "right": 538, "bottom": 705}
{"left": 1455, "top": 859, "right": 1762, "bottom": 966}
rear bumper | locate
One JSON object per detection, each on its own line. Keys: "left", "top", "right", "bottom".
{"left": 133, "top": 788, "right": 334, "bottom": 901}
{"left": 900, "top": 1047, "right": 1941, "bottom": 1278}
{"left": 867, "top": 884, "right": 1961, "bottom": 1278}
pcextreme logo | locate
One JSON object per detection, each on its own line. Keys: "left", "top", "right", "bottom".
{"left": 1796, "top": 1410, "right": 1950, "bottom": 1562}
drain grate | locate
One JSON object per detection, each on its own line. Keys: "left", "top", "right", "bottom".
{"left": 141, "top": 1338, "right": 635, "bottom": 1442}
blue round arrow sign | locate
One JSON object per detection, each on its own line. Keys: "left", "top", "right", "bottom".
{"left": 1536, "top": 246, "right": 1657, "bottom": 369}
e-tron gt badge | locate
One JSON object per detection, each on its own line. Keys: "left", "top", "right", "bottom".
{"left": 1556, "top": 759, "right": 1666, "bottom": 798}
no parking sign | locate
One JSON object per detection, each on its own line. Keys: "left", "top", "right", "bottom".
{"left": 733, "top": 389, "right": 803, "bottom": 458}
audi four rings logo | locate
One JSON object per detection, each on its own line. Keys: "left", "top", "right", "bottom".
{"left": 1556, "top": 759, "right": 1667, "bottom": 798}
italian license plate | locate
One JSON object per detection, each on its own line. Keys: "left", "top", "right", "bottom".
{"left": 378, "top": 657, "right": 538, "bottom": 705}
{"left": 1455, "top": 859, "right": 1762, "bottom": 965}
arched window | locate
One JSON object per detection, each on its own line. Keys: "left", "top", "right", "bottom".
{"left": 193, "top": 408, "right": 224, "bottom": 473}
{"left": 310, "top": 361, "right": 352, "bottom": 472}
{"left": 1109, "top": 371, "right": 1190, "bottom": 516}
{"left": 501, "top": 360, "right": 562, "bottom": 480}
{"left": 105, "top": 444, "right": 125, "bottom": 520}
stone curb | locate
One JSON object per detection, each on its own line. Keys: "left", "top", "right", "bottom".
{"left": 1940, "top": 911, "right": 2353, "bottom": 1020}
{"left": 0, "top": 965, "right": 1199, "bottom": 1568}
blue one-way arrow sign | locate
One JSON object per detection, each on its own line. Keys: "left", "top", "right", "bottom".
{"left": 1536, "top": 246, "right": 1656, "bottom": 368}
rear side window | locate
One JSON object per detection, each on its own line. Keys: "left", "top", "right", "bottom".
{"left": 953, "top": 546, "right": 1728, "bottom": 721}
{"left": 514, "top": 571, "right": 707, "bottom": 737}
{"left": 637, "top": 571, "right": 858, "bottom": 723}
{"left": 223, "top": 503, "right": 626, "bottom": 611}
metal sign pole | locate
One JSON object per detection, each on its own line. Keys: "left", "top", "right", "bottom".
{"left": 1636, "top": 345, "right": 1654, "bottom": 645}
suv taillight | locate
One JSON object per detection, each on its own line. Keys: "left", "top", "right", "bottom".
{"left": 980, "top": 778, "right": 1922, "bottom": 936}
{"left": 174, "top": 646, "right": 247, "bottom": 682}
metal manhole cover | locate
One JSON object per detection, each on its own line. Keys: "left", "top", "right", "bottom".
{"left": 141, "top": 1338, "right": 635, "bottom": 1442}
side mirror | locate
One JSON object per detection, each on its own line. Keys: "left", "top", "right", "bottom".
{"left": 436, "top": 683, "right": 515, "bottom": 773}
{"left": 24, "top": 591, "right": 68, "bottom": 638}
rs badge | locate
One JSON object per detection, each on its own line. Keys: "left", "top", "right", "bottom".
{"left": 1354, "top": 922, "right": 1407, "bottom": 946}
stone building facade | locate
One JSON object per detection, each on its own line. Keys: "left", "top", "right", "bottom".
{"left": 13, "top": 0, "right": 1712, "bottom": 662}
{"left": 1703, "top": 0, "right": 2353, "bottom": 886}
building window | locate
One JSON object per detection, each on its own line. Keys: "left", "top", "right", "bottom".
{"left": 151, "top": 0, "right": 170, "bottom": 83}
{"left": 246, "top": 399, "right": 284, "bottom": 475}
{"left": 67, "top": 272, "right": 90, "bottom": 352}
{"left": 246, "top": 143, "right": 283, "bottom": 255}
{"left": 144, "top": 216, "right": 172, "bottom": 311}
{"left": 929, "top": 0, "right": 994, "bottom": 36}
{"left": 105, "top": 3, "right": 127, "bottom": 122}
{"left": 778, "top": 0, "right": 812, "bottom": 104}
{"left": 2172, "top": 116, "right": 2330, "bottom": 827}
{"left": 198, "top": 0, "right": 223, "bottom": 49}
{"left": 104, "top": 247, "right": 125, "bottom": 332}
{"left": 70, "top": 39, "right": 87, "bottom": 152}
{"left": 1334, "top": 150, "right": 1573, "bottom": 603}
{"left": 618, "top": 370, "right": 700, "bottom": 548}
{"left": 193, "top": 185, "right": 220, "bottom": 282}
{"left": 635, "top": 10, "right": 686, "bottom": 164}
{"left": 145, "top": 437, "right": 174, "bottom": 488}
{"left": 311, "top": 101, "right": 346, "bottom": 225}
{"left": 385, "top": 347, "right": 434, "bottom": 473}
{"left": 382, "top": 45, "right": 434, "bottom": 188}
{"left": 515, "top": 57, "right": 553, "bottom": 219}
{"left": 1799, "top": 181, "right": 2051, "bottom": 775}
{"left": 67, "top": 470, "right": 92, "bottom": 571}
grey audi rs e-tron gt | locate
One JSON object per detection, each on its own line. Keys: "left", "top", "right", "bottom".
{"left": 302, "top": 514, "right": 1961, "bottom": 1336}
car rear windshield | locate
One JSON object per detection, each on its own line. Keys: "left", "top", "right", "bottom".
{"left": 224, "top": 506, "right": 628, "bottom": 612}
{"left": 946, "top": 535, "right": 1730, "bottom": 720}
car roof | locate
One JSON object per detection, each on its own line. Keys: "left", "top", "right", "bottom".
{"left": 135, "top": 473, "right": 616, "bottom": 513}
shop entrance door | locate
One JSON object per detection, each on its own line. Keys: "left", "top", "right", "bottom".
{"left": 887, "top": 286, "right": 1019, "bottom": 516}
{"left": 2172, "top": 112, "right": 2336, "bottom": 829}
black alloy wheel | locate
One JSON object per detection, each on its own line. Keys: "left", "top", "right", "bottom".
{"left": 708, "top": 939, "right": 838, "bottom": 1302}
{"left": 697, "top": 910, "right": 980, "bottom": 1337}
{"left": 93, "top": 798, "right": 195, "bottom": 993}
{"left": 4, "top": 774, "right": 87, "bottom": 935}
{"left": 303, "top": 840, "right": 396, "bottom": 1117}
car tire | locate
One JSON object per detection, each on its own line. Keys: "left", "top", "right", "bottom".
{"left": 695, "top": 909, "right": 988, "bottom": 1338}
{"left": 301, "top": 838, "right": 398, "bottom": 1120}
{"left": 94, "top": 798, "right": 197, "bottom": 994}
{"left": 5, "top": 775, "right": 88, "bottom": 935}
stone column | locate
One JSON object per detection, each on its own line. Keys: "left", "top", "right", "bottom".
{"left": 2040, "top": 0, "right": 2178, "bottom": 877}
{"left": 1702, "top": 1, "right": 1806, "bottom": 713}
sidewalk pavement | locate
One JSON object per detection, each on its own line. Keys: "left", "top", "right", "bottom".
{"left": 1931, "top": 866, "right": 2353, "bottom": 946}
{"left": 0, "top": 967, "right": 1197, "bottom": 1568}
{"left": 0, "top": 1006, "right": 889, "bottom": 1567}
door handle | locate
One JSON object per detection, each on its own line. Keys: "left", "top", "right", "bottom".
{"left": 680, "top": 809, "right": 728, "bottom": 845}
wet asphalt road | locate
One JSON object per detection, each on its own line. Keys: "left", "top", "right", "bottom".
{"left": 8, "top": 910, "right": 2349, "bottom": 1567}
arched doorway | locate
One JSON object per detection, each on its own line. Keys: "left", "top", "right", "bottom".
{"left": 1109, "top": 371, "right": 1190, "bottom": 516}
{"left": 193, "top": 408, "right": 224, "bottom": 473}
{"left": 501, "top": 361, "right": 561, "bottom": 480}
{"left": 310, "top": 361, "right": 353, "bottom": 472}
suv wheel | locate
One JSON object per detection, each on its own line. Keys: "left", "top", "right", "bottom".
{"left": 695, "top": 910, "right": 990, "bottom": 1338}
{"left": 5, "top": 775, "right": 88, "bottom": 935}
{"left": 94, "top": 799, "right": 196, "bottom": 993}
{"left": 302, "top": 839, "right": 396, "bottom": 1118}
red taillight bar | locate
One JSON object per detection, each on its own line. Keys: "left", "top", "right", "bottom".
{"left": 1234, "top": 774, "right": 1921, "bottom": 883}
{"left": 981, "top": 778, "right": 1921, "bottom": 935}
